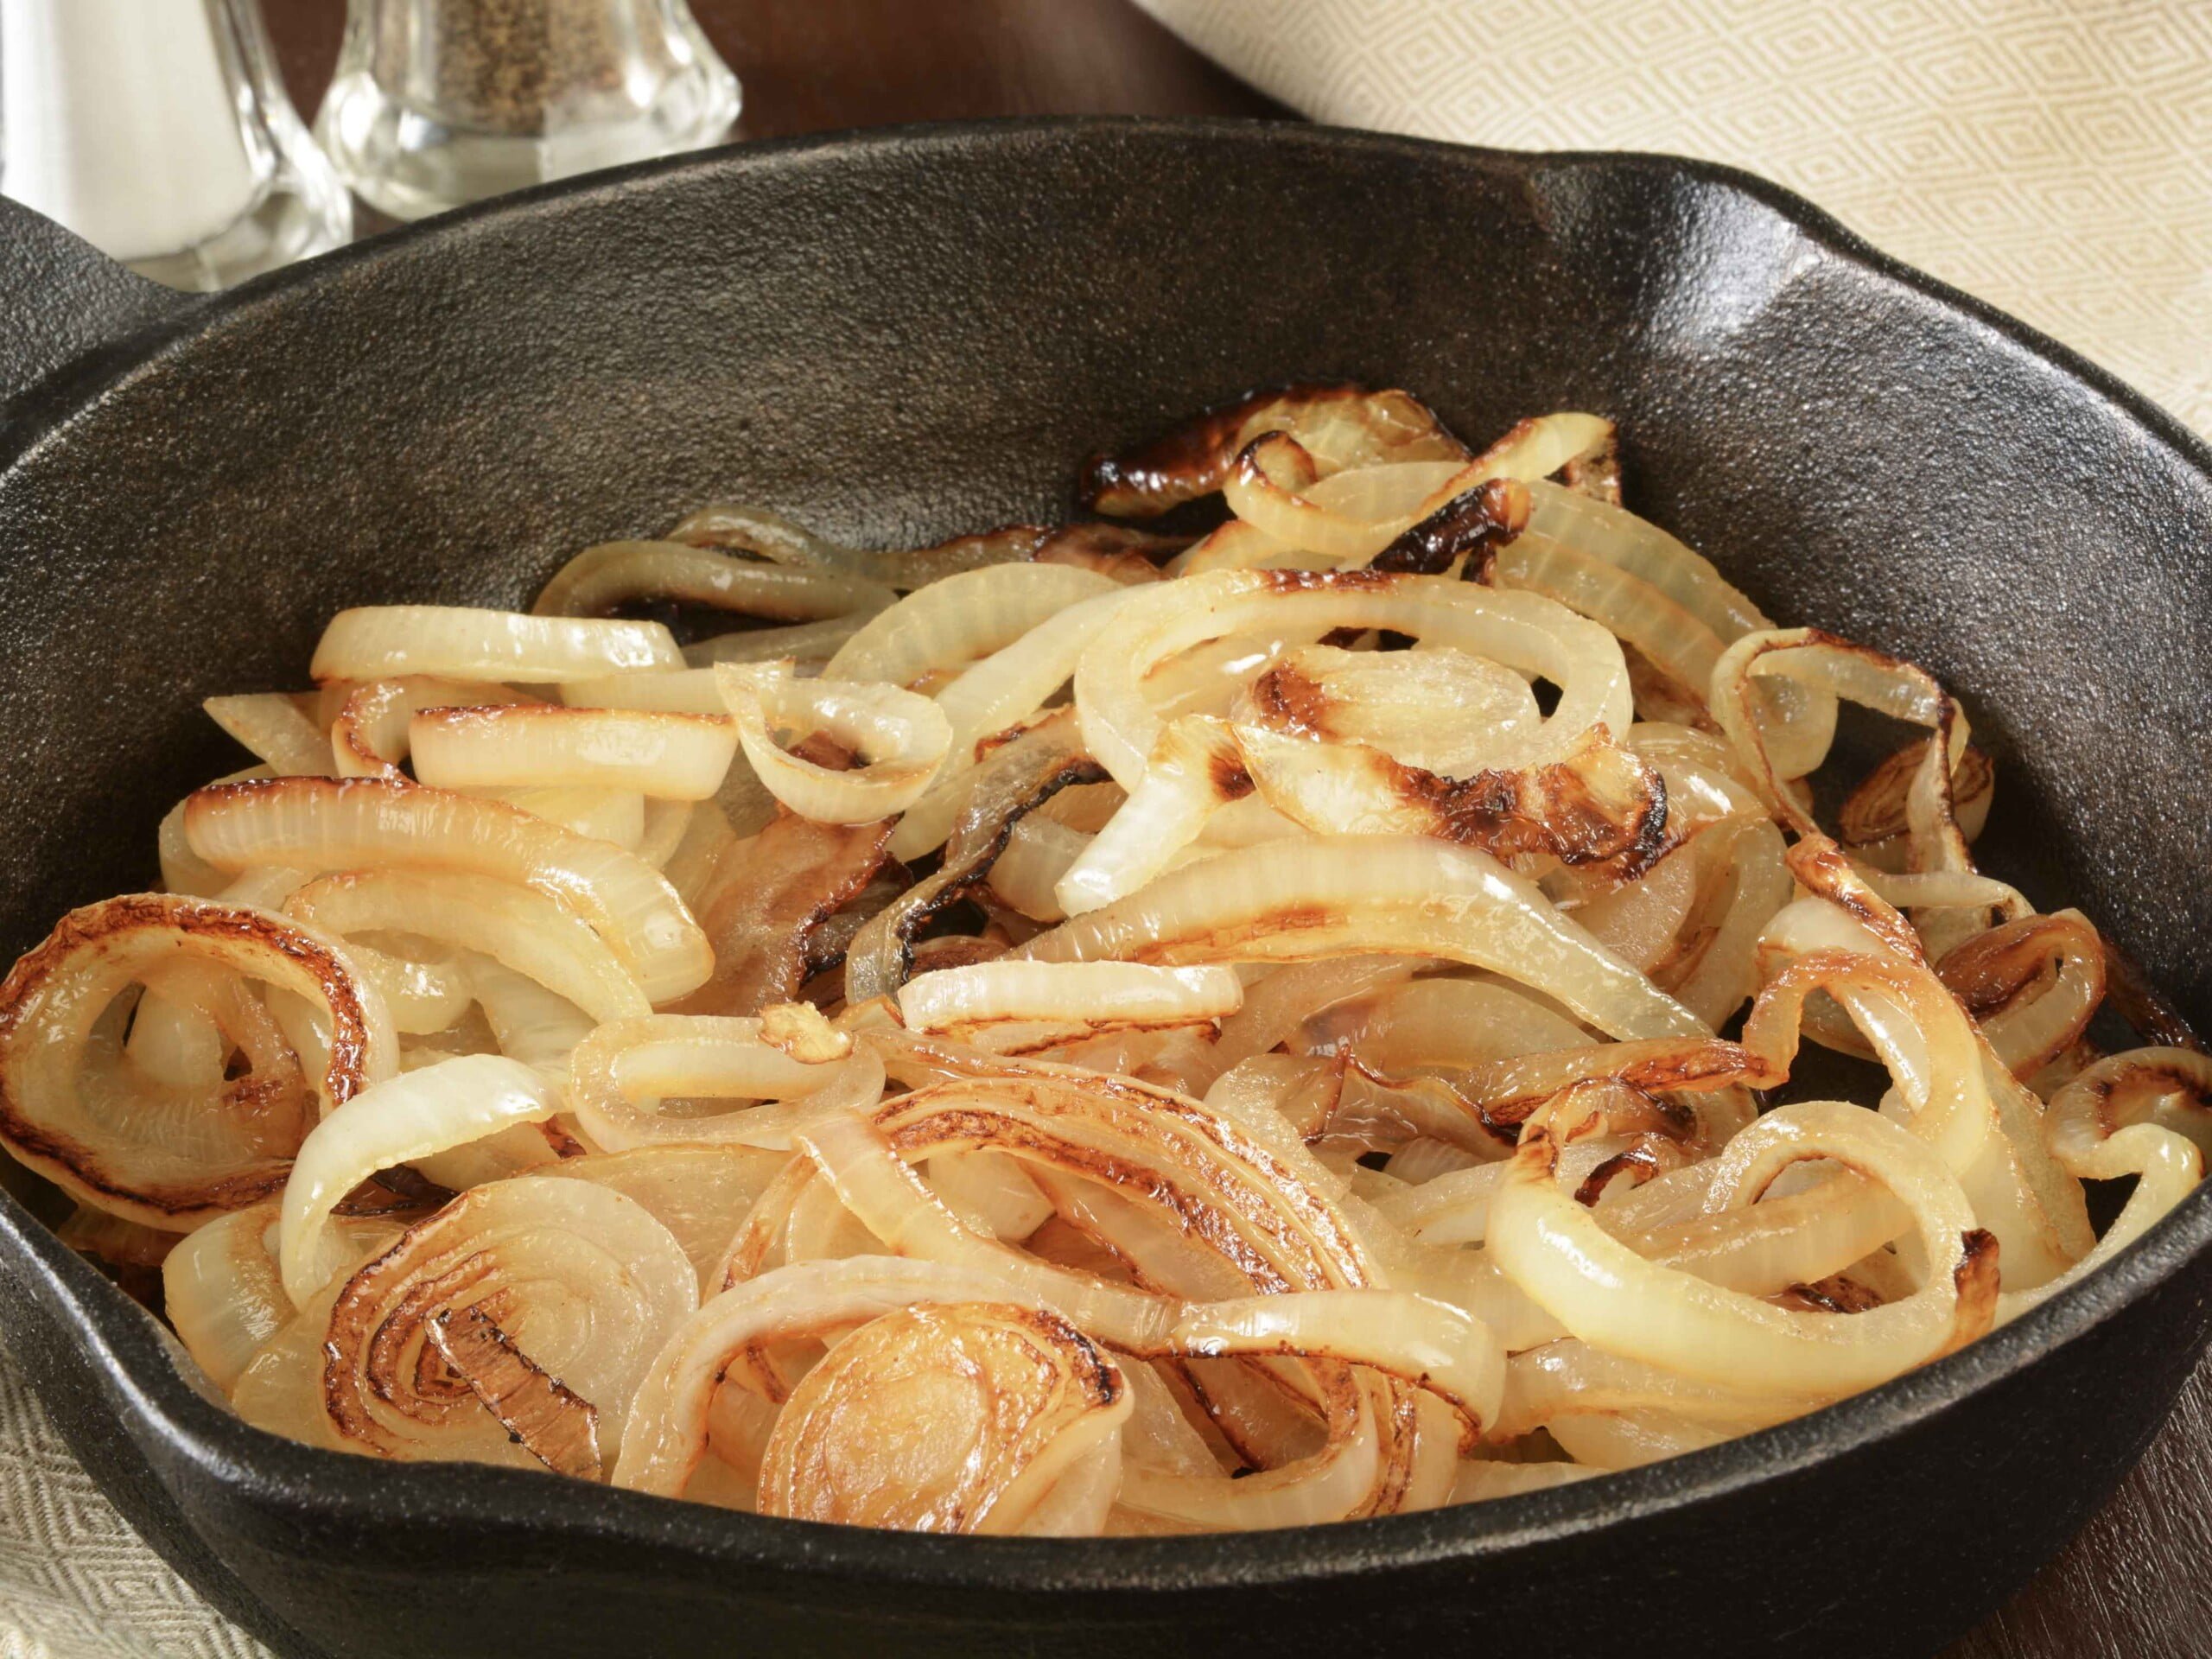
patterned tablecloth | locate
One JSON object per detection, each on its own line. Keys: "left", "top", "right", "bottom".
{"left": 4, "top": 3, "right": 2209, "bottom": 1655}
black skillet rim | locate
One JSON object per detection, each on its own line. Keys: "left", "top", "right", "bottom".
{"left": 3, "top": 113, "right": 2209, "bottom": 1598}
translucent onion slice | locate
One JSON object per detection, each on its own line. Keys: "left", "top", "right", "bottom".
{"left": 1222, "top": 436, "right": 1475, "bottom": 566}
{"left": 0, "top": 894, "right": 396, "bottom": 1231}
{"left": 1074, "top": 569, "right": 1630, "bottom": 792}
{"left": 716, "top": 661, "right": 951, "bottom": 823}
{"left": 565, "top": 1014, "right": 886, "bottom": 1150}
{"left": 1490, "top": 1092, "right": 1997, "bottom": 1397}
{"left": 467, "top": 785, "right": 646, "bottom": 849}
{"left": 1166, "top": 1289, "right": 1504, "bottom": 1438}
{"left": 1015, "top": 834, "right": 1706, "bottom": 1041}
{"left": 162, "top": 1199, "right": 402, "bottom": 1390}
{"left": 535, "top": 1146, "right": 791, "bottom": 1291}
{"left": 671, "top": 811, "right": 892, "bottom": 1016}
{"left": 533, "top": 539, "right": 897, "bottom": 623}
{"left": 1713, "top": 628, "right": 1974, "bottom": 951}
{"left": 203, "top": 692, "right": 333, "bottom": 776}
{"left": 1999, "top": 1048, "right": 2211, "bottom": 1321}
{"left": 909, "top": 584, "right": 1148, "bottom": 836}
{"left": 1497, "top": 1338, "right": 1823, "bottom": 1439}
{"left": 311, "top": 607, "right": 681, "bottom": 684}
{"left": 182, "top": 777, "right": 711, "bottom": 1004}
{"left": 899, "top": 961, "right": 1243, "bottom": 1043}
{"left": 684, "top": 615, "right": 877, "bottom": 669}
{"left": 320, "top": 1175, "right": 696, "bottom": 1468}
{"left": 1054, "top": 717, "right": 1251, "bottom": 915}
{"left": 756, "top": 1300, "right": 1132, "bottom": 1535}
{"left": 846, "top": 712, "right": 1103, "bottom": 1003}
{"left": 614, "top": 1256, "right": 1097, "bottom": 1496}
{"left": 282, "top": 868, "right": 650, "bottom": 1026}
{"left": 823, "top": 563, "right": 1119, "bottom": 687}
{"left": 330, "top": 676, "right": 531, "bottom": 779}
{"left": 277, "top": 1052, "right": 558, "bottom": 1305}
{"left": 560, "top": 668, "right": 730, "bottom": 716}
{"left": 1210, "top": 955, "right": 1426, "bottom": 1080}
{"left": 409, "top": 705, "right": 738, "bottom": 800}
{"left": 986, "top": 816, "right": 1090, "bottom": 923}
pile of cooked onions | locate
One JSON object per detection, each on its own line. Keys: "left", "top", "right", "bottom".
{"left": 3, "top": 385, "right": 2206, "bottom": 1536}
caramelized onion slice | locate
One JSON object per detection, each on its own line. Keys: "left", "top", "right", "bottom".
{"left": 533, "top": 539, "right": 895, "bottom": 622}
{"left": 0, "top": 894, "right": 395, "bottom": 1231}
{"left": 163, "top": 1200, "right": 403, "bottom": 1390}
{"left": 757, "top": 1300, "right": 1131, "bottom": 1535}
{"left": 183, "top": 777, "right": 711, "bottom": 1004}
{"left": 717, "top": 661, "right": 951, "bottom": 823}
{"left": 1016, "top": 833, "right": 1705, "bottom": 1041}
{"left": 1490, "top": 1091, "right": 1996, "bottom": 1396}
{"left": 321, "top": 1175, "right": 696, "bottom": 1466}
{"left": 615, "top": 1256, "right": 1090, "bottom": 1497}
{"left": 1075, "top": 569, "right": 1630, "bottom": 791}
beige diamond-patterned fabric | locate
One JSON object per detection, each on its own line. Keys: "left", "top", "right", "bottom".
{"left": 1138, "top": 0, "right": 2212, "bottom": 435}
{"left": 0, "top": 1341, "right": 270, "bottom": 1659}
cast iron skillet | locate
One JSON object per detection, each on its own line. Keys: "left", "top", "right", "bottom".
{"left": 1, "top": 119, "right": 2209, "bottom": 1659}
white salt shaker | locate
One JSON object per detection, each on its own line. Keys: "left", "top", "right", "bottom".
{"left": 0, "top": 0, "right": 352, "bottom": 291}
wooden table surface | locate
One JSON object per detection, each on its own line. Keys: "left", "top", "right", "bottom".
{"left": 257, "top": 5, "right": 2209, "bottom": 1656}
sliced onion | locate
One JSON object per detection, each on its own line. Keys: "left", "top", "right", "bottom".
{"left": 824, "top": 563, "right": 1118, "bottom": 686}
{"left": 560, "top": 668, "right": 730, "bottom": 716}
{"left": 756, "top": 1299, "right": 1131, "bottom": 1535}
{"left": 312, "top": 607, "right": 681, "bottom": 684}
{"left": 1078, "top": 385, "right": 1470, "bottom": 518}
{"left": 861, "top": 585, "right": 1135, "bottom": 861}
{"left": 183, "top": 776, "right": 711, "bottom": 1004}
{"left": 534, "top": 539, "right": 896, "bottom": 623}
{"left": 277, "top": 1052, "right": 558, "bottom": 1305}
{"left": 565, "top": 1014, "right": 885, "bottom": 1150}
{"left": 899, "top": 961, "right": 1243, "bottom": 1039}
{"left": 1075, "top": 570, "right": 1630, "bottom": 792}
{"left": 204, "top": 693, "right": 333, "bottom": 777}
{"left": 331, "top": 677, "right": 532, "bottom": 779}
{"left": 1016, "top": 834, "right": 1705, "bottom": 1041}
{"left": 0, "top": 894, "right": 396, "bottom": 1230}
{"left": 1936, "top": 911, "right": 2107, "bottom": 1080}
{"left": 410, "top": 704, "right": 738, "bottom": 800}
{"left": 671, "top": 811, "right": 892, "bottom": 1016}
{"left": 319, "top": 1175, "right": 696, "bottom": 1469}
{"left": 717, "top": 661, "right": 950, "bottom": 823}
{"left": 1491, "top": 1091, "right": 1996, "bottom": 1396}
{"left": 163, "top": 1199, "right": 402, "bottom": 1390}
{"left": 467, "top": 785, "right": 646, "bottom": 848}
{"left": 617, "top": 1255, "right": 1095, "bottom": 1497}
{"left": 283, "top": 868, "right": 649, "bottom": 1026}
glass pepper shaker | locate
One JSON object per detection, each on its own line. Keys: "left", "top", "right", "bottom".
{"left": 0, "top": 0, "right": 352, "bottom": 291}
{"left": 315, "top": 0, "right": 742, "bottom": 221}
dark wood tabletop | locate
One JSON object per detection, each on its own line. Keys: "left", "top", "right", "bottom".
{"left": 257, "top": 5, "right": 2208, "bottom": 1656}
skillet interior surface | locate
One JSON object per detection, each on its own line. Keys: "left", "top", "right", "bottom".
{"left": 0, "top": 118, "right": 2209, "bottom": 1659}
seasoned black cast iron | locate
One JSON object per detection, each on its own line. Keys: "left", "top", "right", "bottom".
{"left": 0, "top": 120, "right": 2208, "bottom": 1659}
